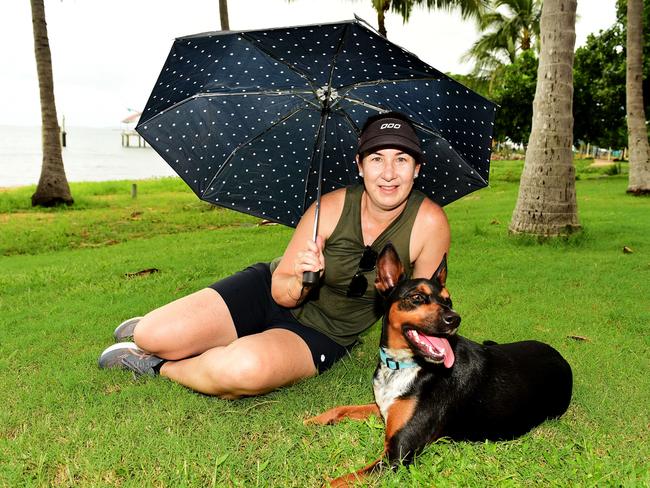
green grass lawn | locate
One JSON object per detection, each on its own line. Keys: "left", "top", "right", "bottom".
{"left": 0, "top": 162, "right": 648, "bottom": 486}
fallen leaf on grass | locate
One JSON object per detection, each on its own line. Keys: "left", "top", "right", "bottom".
{"left": 258, "top": 219, "right": 279, "bottom": 226}
{"left": 79, "top": 239, "right": 120, "bottom": 248}
{"left": 567, "top": 335, "right": 590, "bottom": 342}
{"left": 130, "top": 211, "right": 143, "bottom": 220}
{"left": 490, "top": 219, "right": 501, "bottom": 225}
{"left": 125, "top": 268, "right": 160, "bottom": 278}
{"left": 623, "top": 246, "right": 633, "bottom": 254}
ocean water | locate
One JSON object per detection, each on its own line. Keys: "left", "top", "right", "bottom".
{"left": 0, "top": 125, "right": 176, "bottom": 188}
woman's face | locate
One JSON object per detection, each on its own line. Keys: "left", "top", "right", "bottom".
{"left": 357, "top": 148, "right": 420, "bottom": 212}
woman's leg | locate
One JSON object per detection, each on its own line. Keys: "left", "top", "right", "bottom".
{"left": 159, "top": 328, "right": 317, "bottom": 399}
{"left": 133, "top": 288, "right": 237, "bottom": 360}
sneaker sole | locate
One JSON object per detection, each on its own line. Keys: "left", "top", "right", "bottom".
{"left": 113, "top": 317, "right": 143, "bottom": 342}
{"left": 98, "top": 342, "right": 139, "bottom": 369}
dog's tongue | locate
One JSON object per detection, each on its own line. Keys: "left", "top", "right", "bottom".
{"left": 421, "top": 334, "right": 455, "bottom": 368}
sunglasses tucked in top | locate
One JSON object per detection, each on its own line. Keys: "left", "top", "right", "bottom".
{"left": 346, "top": 246, "right": 379, "bottom": 298}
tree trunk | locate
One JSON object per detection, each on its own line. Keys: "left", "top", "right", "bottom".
{"left": 30, "top": 0, "right": 73, "bottom": 207}
{"left": 521, "top": 28, "right": 531, "bottom": 51}
{"left": 626, "top": 0, "right": 650, "bottom": 194}
{"left": 509, "top": 0, "right": 579, "bottom": 236}
{"left": 375, "top": 0, "right": 391, "bottom": 37}
{"left": 219, "top": 0, "right": 230, "bottom": 31}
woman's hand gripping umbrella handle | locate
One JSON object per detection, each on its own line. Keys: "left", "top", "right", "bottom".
{"left": 302, "top": 198, "right": 321, "bottom": 286}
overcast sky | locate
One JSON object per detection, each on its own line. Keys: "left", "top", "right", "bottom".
{"left": 0, "top": 0, "right": 618, "bottom": 128}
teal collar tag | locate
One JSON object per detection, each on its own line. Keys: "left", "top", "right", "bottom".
{"left": 379, "top": 348, "right": 418, "bottom": 370}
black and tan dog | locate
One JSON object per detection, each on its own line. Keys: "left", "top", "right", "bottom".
{"left": 305, "top": 243, "right": 572, "bottom": 486}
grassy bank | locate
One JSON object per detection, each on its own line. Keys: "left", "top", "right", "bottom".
{"left": 0, "top": 162, "right": 648, "bottom": 486}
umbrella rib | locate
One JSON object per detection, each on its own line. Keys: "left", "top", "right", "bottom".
{"left": 324, "top": 23, "right": 350, "bottom": 97}
{"left": 136, "top": 97, "right": 195, "bottom": 128}
{"left": 202, "top": 105, "right": 308, "bottom": 199}
{"left": 195, "top": 90, "right": 321, "bottom": 110}
{"left": 334, "top": 110, "right": 365, "bottom": 186}
{"left": 436, "top": 143, "right": 488, "bottom": 187}
{"left": 340, "top": 77, "right": 496, "bottom": 107}
{"left": 194, "top": 89, "right": 313, "bottom": 98}
{"left": 335, "top": 108, "right": 362, "bottom": 138}
{"left": 340, "top": 95, "right": 442, "bottom": 138}
{"left": 339, "top": 76, "right": 444, "bottom": 93}
{"left": 239, "top": 32, "right": 317, "bottom": 93}
{"left": 137, "top": 90, "right": 316, "bottom": 129}
{"left": 196, "top": 90, "right": 321, "bottom": 110}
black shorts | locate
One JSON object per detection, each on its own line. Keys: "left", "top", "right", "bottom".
{"left": 208, "top": 263, "right": 350, "bottom": 374}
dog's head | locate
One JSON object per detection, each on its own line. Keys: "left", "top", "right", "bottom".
{"left": 375, "top": 243, "right": 460, "bottom": 368}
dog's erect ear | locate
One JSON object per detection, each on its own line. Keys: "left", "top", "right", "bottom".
{"left": 375, "top": 243, "right": 405, "bottom": 294}
{"left": 432, "top": 254, "right": 448, "bottom": 288}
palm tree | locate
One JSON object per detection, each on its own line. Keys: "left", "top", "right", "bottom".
{"left": 626, "top": 0, "right": 650, "bottom": 194}
{"left": 373, "top": 0, "right": 391, "bottom": 37}
{"left": 509, "top": 0, "right": 579, "bottom": 236}
{"left": 30, "top": 0, "right": 73, "bottom": 207}
{"left": 372, "top": 0, "right": 487, "bottom": 38}
{"left": 463, "top": 0, "right": 542, "bottom": 77}
{"left": 219, "top": 0, "right": 230, "bottom": 30}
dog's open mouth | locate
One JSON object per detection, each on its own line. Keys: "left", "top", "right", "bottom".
{"left": 405, "top": 329, "right": 455, "bottom": 368}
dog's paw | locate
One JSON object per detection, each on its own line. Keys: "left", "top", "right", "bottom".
{"left": 304, "top": 404, "right": 380, "bottom": 426}
{"left": 303, "top": 409, "right": 339, "bottom": 426}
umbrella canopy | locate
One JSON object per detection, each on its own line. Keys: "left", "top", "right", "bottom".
{"left": 137, "top": 17, "right": 496, "bottom": 228}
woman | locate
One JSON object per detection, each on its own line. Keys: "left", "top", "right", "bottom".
{"left": 99, "top": 111, "right": 450, "bottom": 398}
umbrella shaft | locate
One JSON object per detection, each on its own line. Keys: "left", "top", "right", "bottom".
{"left": 311, "top": 201, "right": 320, "bottom": 242}
{"left": 311, "top": 108, "right": 329, "bottom": 242}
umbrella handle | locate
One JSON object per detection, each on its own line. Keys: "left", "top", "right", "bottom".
{"left": 302, "top": 271, "right": 319, "bottom": 287}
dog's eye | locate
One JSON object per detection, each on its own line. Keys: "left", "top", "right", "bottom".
{"left": 410, "top": 293, "right": 426, "bottom": 304}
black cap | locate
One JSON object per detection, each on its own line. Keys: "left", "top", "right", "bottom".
{"left": 357, "top": 115, "right": 423, "bottom": 162}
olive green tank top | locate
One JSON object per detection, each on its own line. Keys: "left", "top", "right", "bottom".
{"left": 289, "top": 184, "right": 426, "bottom": 346}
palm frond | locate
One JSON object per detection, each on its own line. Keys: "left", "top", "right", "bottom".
{"left": 390, "top": 0, "right": 488, "bottom": 22}
{"left": 463, "top": 0, "right": 541, "bottom": 76}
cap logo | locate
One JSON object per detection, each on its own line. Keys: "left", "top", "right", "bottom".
{"left": 380, "top": 123, "right": 401, "bottom": 130}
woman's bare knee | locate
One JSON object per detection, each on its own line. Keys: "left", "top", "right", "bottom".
{"left": 209, "top": 351, "right": 271, "bottom": 397}
{"left": 214, "top": 335, "right": 316, "bottom": 397}
{"left": 132, "top": 314, "right": 170, "bottom": 356}
{"left": 233, "top": 352, "right": 285, "bottom": 395}
{"left": 132, "top": 289, "right": 237, "bottom": 360}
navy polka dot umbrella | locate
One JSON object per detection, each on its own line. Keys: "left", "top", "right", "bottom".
{"left": 137, "top": 17, "right": 495, "bottom": 235}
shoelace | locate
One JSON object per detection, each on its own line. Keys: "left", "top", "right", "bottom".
{"left": 121, "top": 354, "right": 161, "bottom": 376}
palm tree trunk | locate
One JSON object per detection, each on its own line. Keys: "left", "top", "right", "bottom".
{"left": 521, "top": 27, "right": 531, "bottom": 51}
{"left": 219, "top": 0, "right": 230, "bottom": 31}
{"left": 509, "top": 0, "right": 579, "bottom": 236}
{"left": 626, "top": 0, "right": 650, "bottom": 194}
{"left": 30, "top": 0, "right": 73, "bottom": 207}
{"left": 374, "top": 0, "right": 391, "bottom": 37}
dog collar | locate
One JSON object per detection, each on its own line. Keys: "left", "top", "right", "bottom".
{"left": 379, "top": 348, "right": 418, "bottom": 370}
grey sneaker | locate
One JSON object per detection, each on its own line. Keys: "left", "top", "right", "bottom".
{"left": 113, "top": 317, "right": 142, "bottom": 342}
{"left": 98, "top": 342, "right": 164, "bottom": 376}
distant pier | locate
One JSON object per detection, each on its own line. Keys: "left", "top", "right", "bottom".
{"left": 121, "top": 111, "right": 146, "bottom": 148}
{"left": 121, "top": 129, "right": 147, "bottom": 148}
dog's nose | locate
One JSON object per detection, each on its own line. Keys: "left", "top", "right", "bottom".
{"left": 443, "top": 310, "right": 461, "bottom": 329}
